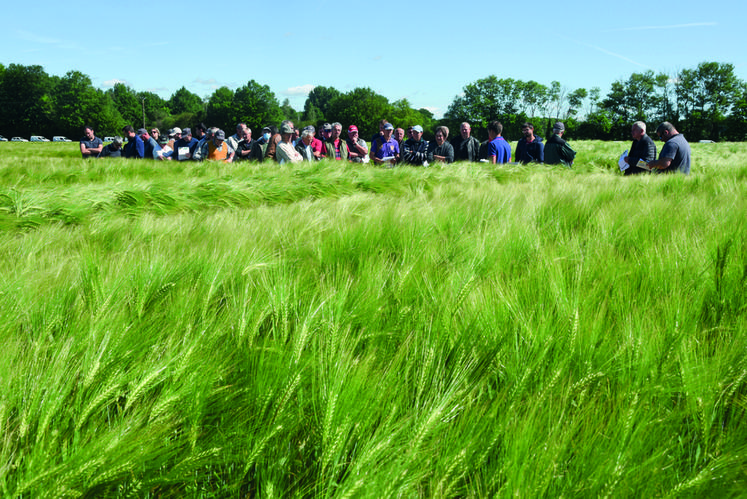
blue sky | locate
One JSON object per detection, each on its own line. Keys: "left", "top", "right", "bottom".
{"left": 2, "top": 0, "right": 744, "bottom": 119}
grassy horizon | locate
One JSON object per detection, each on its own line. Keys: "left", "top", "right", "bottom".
{"left": 1, "top": 141, "right": 746, "bottom": 497}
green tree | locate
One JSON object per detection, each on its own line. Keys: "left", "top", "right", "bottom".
{"left": 0, "top": 64, "right": 55, "bottom": 138}
{"left": 280, "top": 98, "right": 299, "bottom": 124}
{"left": 676, "top": 62, "right": 740, "bottom": 141}
{"left": 107, "top": 83, "right": 142, "bottom": 128}
{"left": 303, "top": 86, "right": 341, "bottom": 124}
{"left": 54, "top": 70, "right": 124, "bottom": 138}
{"left": 326, "top": 87, "right": 392, "bottom": 139}
{"left": 168, "top": 86, "right": 204, "bottom": 115}
{"left": 232, "top": 80, "right": 284, "bottom": 132}
{"left": 206, "top": 87, "right": 236, "bottom": 132}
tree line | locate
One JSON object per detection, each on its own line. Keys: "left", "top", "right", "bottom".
{"left": 1, "top": 61, "right": 745, "bottom": 143}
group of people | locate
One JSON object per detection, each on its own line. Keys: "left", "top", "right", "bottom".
{"left": 78, "top": 118, "right": 691, "bottom": 174}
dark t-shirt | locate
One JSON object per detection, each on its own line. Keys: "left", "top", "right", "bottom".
{"left": 80, "top": 136, "right": 103, "bottom": 158}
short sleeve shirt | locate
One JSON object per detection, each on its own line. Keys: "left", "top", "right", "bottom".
{"left": 80, "top": 136, "right": 103, "bottom": 158}
{"left": 659, "top": 134, "right": 691, "bottom": 174}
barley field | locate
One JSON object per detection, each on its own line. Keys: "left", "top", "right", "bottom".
{"left": 1, "top": 141, "right": 746, "bottom": 497}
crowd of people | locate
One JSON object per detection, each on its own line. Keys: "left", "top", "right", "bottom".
{"left": 78, "top": 118, "right": 691, "bottom": 174}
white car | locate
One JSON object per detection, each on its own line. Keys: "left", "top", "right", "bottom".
{"left": 30, "top": 136, "right": 50, "bottom": 142}
{"left": 53, "top": 136, "right": 72, "bottom": 142}
{"left": 103, "top": 136, "right": 116, "bottom": 142}
{"left": 11, "top": 137, "right": 28, "bottom": 142}
{"left": 0, "top": 135, "right": 7, "bottom": 142}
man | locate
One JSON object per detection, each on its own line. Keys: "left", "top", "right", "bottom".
{"left": 122, "top": 125, "right": 145, "bottom": 159}
{"left": 427, "top": 126, "right": 454, "bottom": 163}
{"left": 394, "top": 127, "right": 406, "bottom": 147}
{"left": 515, "top": 122, "right": 544, "bottom": 163}
{"left": 623, "top": 121, "right": 657, "bottom": 175}
{"left": 158, "top": 127, "right": 181, "bottom": 160}
{"left": 194, "top": 123, "right": 208, "bottom": 145}
{"left": 402, "top": 125, "right": 429, "bottom": 166}
{"left": 487, "top": 121, "right": 511, "bottom": 164}
{"left": 544, "top": 121, "right": 576, "bottom": 167}
{"left": 97, "top": 136, "right": 124, "bottom": 158}
{"left": 371, "top": 119, "right": 389, "bottom": 144}
{"left": 371, "top": 122, "right": 399, "bottom": 166}
{"left": 227, "top": 123, "right": 247, "bottom": 151}
{"left": 303, "top": 125, "right": 323, "bottom": 159}
{"left": 80, "top": 125, "right": 103, "bottom": 159}
{"left": 276, "top": 123, "right": 303, "bottom": 163}
{"left": 346, "top": 125, "right": 368, "bottom": 163}
{"left": 235, "top": 126, "right": 264, "bottom": 162}
{"left": 647, "top": 122, "right": 691, "bottom": 174}
{"left": 266, "top": 120, "right": 293, "bottom": 162}
{"left": 138, "top": 128, "right": 162, "bottom": 159}
{"left": 193, "top": 129, "right": 235, "bottom": 162}
{"left": 450, "top": 122, "right": 480, "bottom": 162}
{"left": 174, "top": 128, "right": 198, "bottom": 161}
{"left": 295, "top": 128, "right": 316, "bottom": 162}
{"left": 322, "top": 122, "right": 349, "bottom": 161}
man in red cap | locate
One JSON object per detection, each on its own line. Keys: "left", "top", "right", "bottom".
{"left": 346, "top": 125, "right": 369, "bottom": 163}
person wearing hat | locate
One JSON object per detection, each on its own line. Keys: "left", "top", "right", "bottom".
{"left": 265, "top": 121, "right": 293, "bottom": 162}
{"left": 174, "top": 128, "right": 198, "bottom": 161}
{"left": 122, "top": 125, "right": 145, "bottom": 159}
{"left": 276, "top": 123, "right": 303, "bottom": 164}
{"left": 97, "top": 136, "right": 124, "bottom": 158}
{"left": 322, "top": 122, "right": 349, "bottom": 161}
{"left": 193, "top": 129, "right": 235, "bottom": 162}
{"left": 371, "top": 123, "right": 399, "bottom": 166}
{"left": 402, "top": 124, "right": 429, "bottom": 166}
{"left": 157, "top": 127, "right": 182, "bottom": 160}
{"left": 346, "top": 125, "right": 369, "bottom": 163}
{"left": 544, "top": 121, "right": 576, "bottom": 167}
{"left": 515, "top": 122, "right": 544, "bottom": 163}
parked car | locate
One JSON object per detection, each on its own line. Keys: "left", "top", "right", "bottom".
{"left": 11, "top": 137, "right": 28, "bottom": 142}
{"left": 30, "top": 135, "right": 50, "bottom": 142}
{"left": 0, "top": 135, "right": 7, "bottom": 142}
{"left": 53, "top": 136, "right": 72, "bottom": 142}
{"left": 103, "top": 136, "right": 116, "bottom": 142}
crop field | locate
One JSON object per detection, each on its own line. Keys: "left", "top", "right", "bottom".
{"left": 1, "top": 141, "right": 746, "bottom": 497}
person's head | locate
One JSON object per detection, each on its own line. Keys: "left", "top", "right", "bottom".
{"left": 195, "top": 123, "right": 207, "bottom": 138}
{"left": 488, "top": 121, "right": 503, "bottom": 139}
{"left": 347, "top": 125, "right": 359, "bottom": 141}
{"left": 331, "top": 122, "right": 342, "bottom": 140}
{"left": 394, "top": 128, "right": 405, "bottom": 142}
{"left": 236, "top": 123, "right": 247, "bottom": 135}
{"left": 411, "top": 125, "right": 423, "bottom": 141}
{"left": 521, "top": 122, "right": 534, "bottom": 139}
{"left": 182, "top": 128, "right": 192, "bottom": 140}
{"left": 631, "top": 121, "right": 646, "bottom": 140}
{"left": 322, "top": 123, "right": 333, "bottom": 140}
{"left": 168, "top": 127, "right": 182, "bottom": 140}
{"left": 378, "top": 119, "right": 388, "bottom": 134}
{"left": 460, "top": 122, "right": 472, "bottom": 139}
{"left": 280, "top": 123, "right": 294, "bottom": 143}
{"left": 382, "top": 122, "right": 394, "bottom": 139}
{"left": 406, "top": 126, "right": 414, "bottom": 139}
{"left": 242, "top": 127, "right": 252, "bottom": 140}
{"left": 434, "top": 126, "right": 449, "bottom": 145}
{"left": 207, "top": 127, "right": 218, "bottom": 141}
{"left": 150, "top": 127, "right": 160, "bottom": 139}
{"left": 656, "top": 122, "right": 676, "bottom": 141}
{"left": 112, "top": 136, "right": 124, "bottom": 149}
{"left": 84, "top": 125, "right": 95, "bottom": 140}
{"left": 212, "top": 129, "right": 226, "bottom": 146}
{"left": 552, "top": 121, "right": 565, "bottom": 136}
{"left": 301, "top": 129, "right": 314, "bottom": 146}
{"left": 137, "top": 128, "right": 150, "bottom": 140}
{"left": 122, "top": 125, "right": 135, "bottom": 138}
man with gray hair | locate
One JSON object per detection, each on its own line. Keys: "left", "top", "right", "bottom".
{"left": 647, "top": 122, "right": 691, "bottom": 174}
{"left": 322, "top": 122, "right": 349, "bottom": 161}
{"left": 295, "top": 128, "right": 316, "bottom": 162}
{"left": 622, "top": 121, "right": 656, "bottom": 175}
{"left": 544, "top": 121, "right": 576, "bottom": 167}
{"left": 451, "top": 122, "right": 481, "bottom": 162}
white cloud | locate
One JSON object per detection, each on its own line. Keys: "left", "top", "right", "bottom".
{"left": 102, "top": 79, "right": 128, "bottom": 87}
{"left": 421, "top": 106, "right": 440, "bottom": 115}
{"left": 283, "top": 84, "right": 315, "bottom": 96}
{"left": 194, "top": 78, "right": 219, "bottom": 85}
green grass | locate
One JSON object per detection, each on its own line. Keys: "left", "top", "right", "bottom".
{"left": 1, "top": 141, "right": 746, "bottom": 497}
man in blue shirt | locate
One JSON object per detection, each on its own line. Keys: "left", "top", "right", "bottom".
{"left": 122, "top": 125, "right": 144, "bottom": 159}
{"left": 372, "top": 122, "right": 399, "bottom": 167}
{"left": 487, "top": 121, "right": 511, "bottom": 164}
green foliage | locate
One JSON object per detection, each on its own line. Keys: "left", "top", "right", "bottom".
{"left": 326, "top": 87, "right": 392, "bottom": 139}
{"left": 232, "top": 80, "right": 284, "bottom": 132}
{"left": 0, "top": 64, "right": 55, "bottom": 138}
{"left": 107, "top": 83, "right": 144, "bottom": 129}
{"left": 168, "top": 86, "right": 204, "bottom": 116}
{"left": 1, "top": 142, "right": 747, "bottom": 496}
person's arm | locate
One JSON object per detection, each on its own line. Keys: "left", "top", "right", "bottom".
{"left": 645, "top": 137, "right": 657, "bottom": 162}
{"left": 537, "top": 142, "right": 544, "bottom": 163}
{"left": 136, "top": 138, "right": 145, "bottom": 158}
{"left": 80, "top": 141, "right": 88, "bottom": 157}
{"left": 648, "top": 140, "right": 674, "bottom": 170}
{"left": 444, "top": 142, "right": 454, "bottom": 163}
{"left": 648, "top": 157, "right": 672, "bottom": 170}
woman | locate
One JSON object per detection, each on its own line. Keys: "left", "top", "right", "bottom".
{"left": 427, "top": 126, "right": 454, "bottom": 163}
